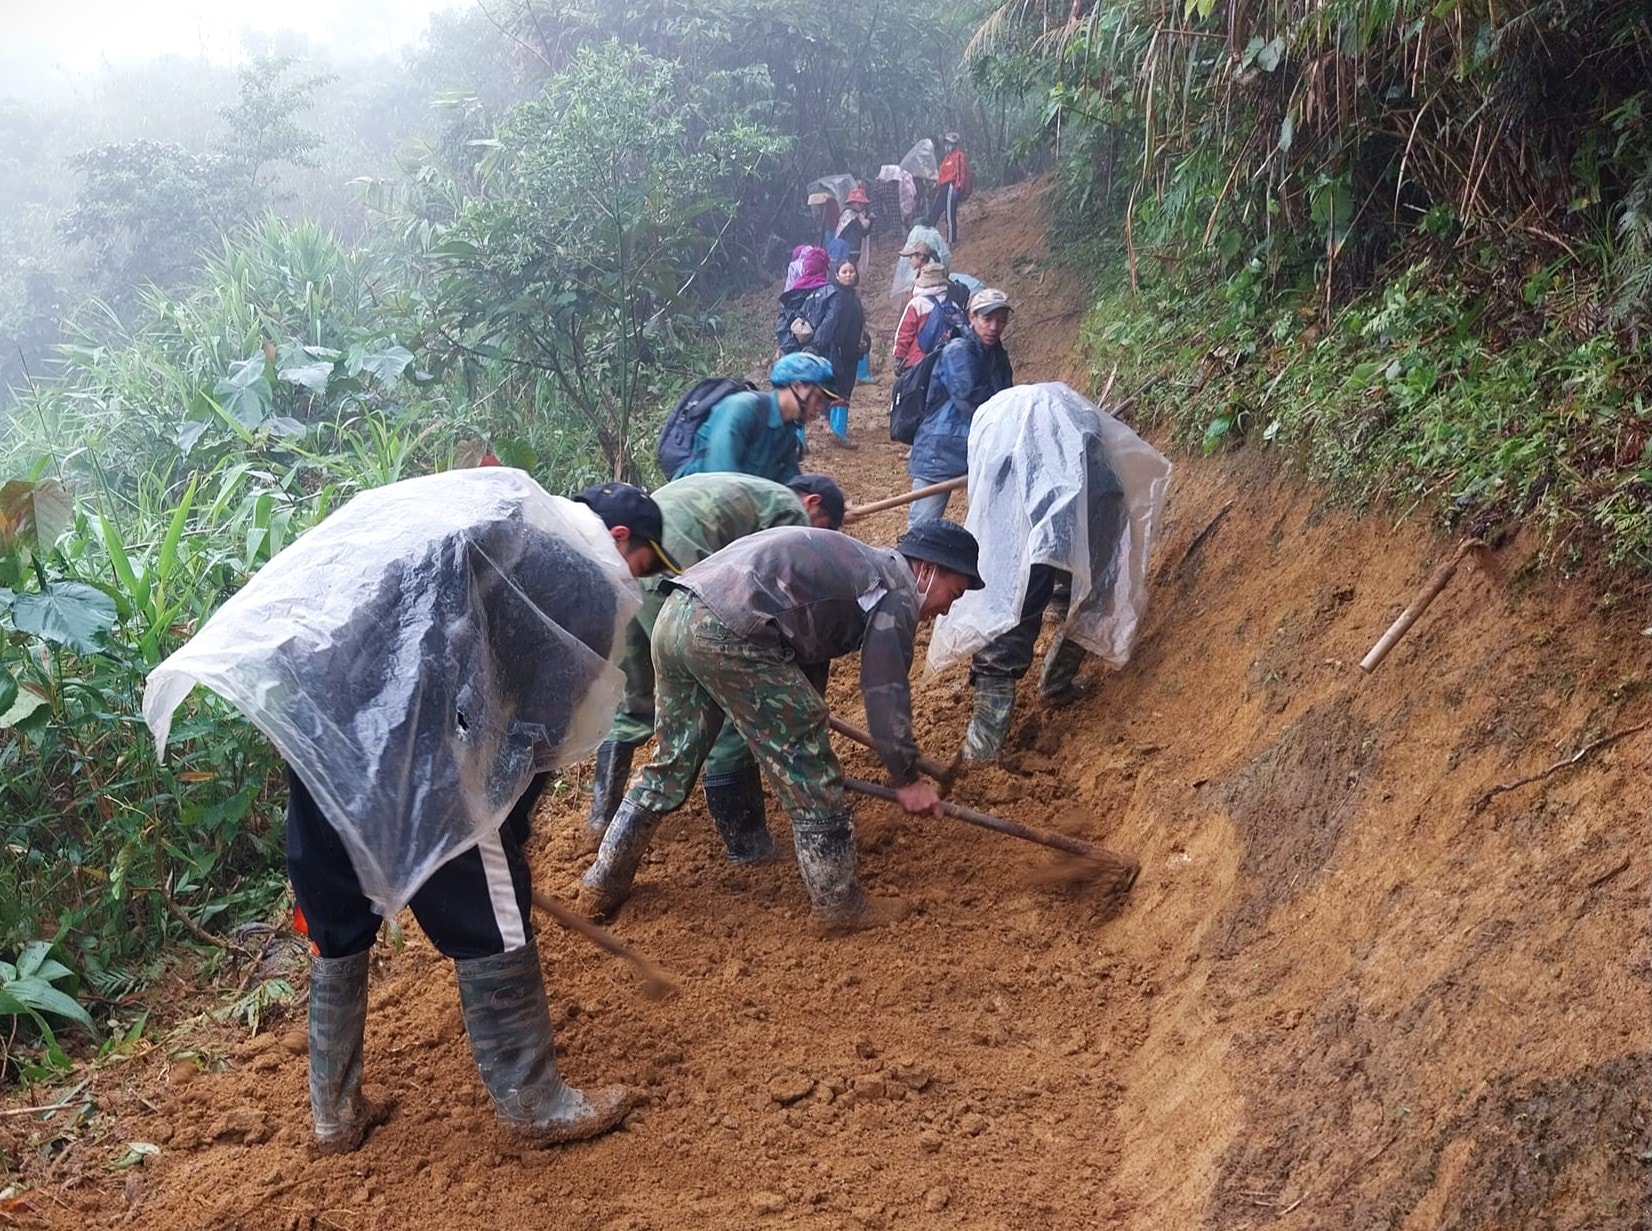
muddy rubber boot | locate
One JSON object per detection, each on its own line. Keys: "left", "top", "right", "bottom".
{"left": 455, "top": 940, "right": 631, "bottom": 1144}
{"left": 580, "top": 740, "right": 635, "bottom": 853}
{"left": 1040, "top": 636, "right": 1091, "bottom": 708}
{"left": 963, "top": 675, "right": 1017, "bottom": 764}
{"left": 308, "top": 951, "right": 386, "bottom": 1154}
{"left": 703, "top": 764, "right": 778, "bottom": 864}
{"left": 793, "top": 811, "right": 895, "bottom": 934}
{"left": 577, "top": 798, "right": 665, "bottom": 919}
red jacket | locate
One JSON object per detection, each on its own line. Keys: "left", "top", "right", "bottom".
{"left": 893, "top": 292, "right": 943, "bottom": 370}
{"left": 937, "top": 149, "right": 971, "bottom": 198}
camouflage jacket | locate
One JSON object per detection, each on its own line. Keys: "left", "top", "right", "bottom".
{"left": 669, "top": 526, "right": 922, "bottom": 785}
{"left": 654, "top": 473, "right": 811, "bottom": 571}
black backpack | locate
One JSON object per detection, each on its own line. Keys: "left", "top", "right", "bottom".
{"left": 945, "top": 278, "right": 971, "bottom": 309}
{"left": 889, "top": 348, "right": 943, "bottom": 445}
{"left": 656, "top": 376, "right": 757, "bottom": 478}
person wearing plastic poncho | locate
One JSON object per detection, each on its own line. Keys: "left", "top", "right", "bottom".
{"left": 889, "top": 223, "right": 951, "bottom": 300}
{"left": 142, "top": 469, "right": 680, "bottom": 1153}
{"left": 926, "top": 382, "right": 1173, "bottom": 763}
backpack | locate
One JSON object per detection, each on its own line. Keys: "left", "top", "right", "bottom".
{"left": 945, "top": 278, "right": 971, "bottom": 309}
{"left": 656, "top": 376, "right": 757, "bottom": 478}
{"left": 774, "top": 288, "right": 814, "bottom": 354}
{"left": 916, "top": 298, "right": 968, "bottom": 354}
{"left": 889, "top": 347, "right": 943, "bottom": 445}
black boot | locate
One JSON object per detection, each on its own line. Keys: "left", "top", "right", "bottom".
{"left": 455, "top": 939, "right": 631, "bottom": 1143}
{"left": 1040, "top": 637, "right": 1090, "bottom": 707}
{"left": 578, "top": 797, "right": 666, "bottom": 919}
{"left": 792, "top": 810, "right": 900, "bottom": 933}
{"left": 307, "top": 951, "right": 385, "bottom": 1154}
{"left": 703, "top": 763, "right": 778, "bottom": 863}
{"left": 581, "top": 740, "right": 635, "bottom": 851}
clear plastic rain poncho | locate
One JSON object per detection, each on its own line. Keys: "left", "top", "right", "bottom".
{"left": 928, "top": 383, "right": 1172, "bottom": 673}
{"left": 900, "top": 138, "right": 939, "bottom": 182}
{"left": 808, "top": 174, "right": 856, "bottom": 205}
{"left": 143, "top": 468, "right": 639, "bottom": 917}
{"left": 877, "top": 163, "right": 916, "bottom": 219}
{"left": 889, "top": 224, "right": 952, "bottom": 300}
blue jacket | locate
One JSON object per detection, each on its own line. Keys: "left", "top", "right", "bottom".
{"left": 909, "top": 330, "right": 1014, "bottom": 482}
{"left": 673, "top": 390, "right": 804, "bottom": 484}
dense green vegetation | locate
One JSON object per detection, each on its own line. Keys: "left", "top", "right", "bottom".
{"left": 969, "top": 0, "right": 1651, "bottom": 563}
{"left": 0, "top": 1, "right": 1009, "bottom": 1074}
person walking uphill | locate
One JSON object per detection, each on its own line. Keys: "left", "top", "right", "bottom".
{"left": 579, "top": 520, "right": 986, "bottom": 933}
{"left": 584, "top": 472, "right": 848, "bottom": 858}
{"left": 141, "top": 469, "right": 682, "bottom": 1153}
{"left": 672, "top": 353, "right": 841, "bottom": 483}
{"left": 908, "top": 288, "right": 1015, "bottom": 525}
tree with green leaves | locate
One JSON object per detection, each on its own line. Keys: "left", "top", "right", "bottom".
{"left": 415, "top": 43, "right": 788, "bottom": 477}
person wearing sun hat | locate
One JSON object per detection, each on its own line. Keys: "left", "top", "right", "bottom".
{"left": 579, "top": 518, "right": 985, "bottom": 933}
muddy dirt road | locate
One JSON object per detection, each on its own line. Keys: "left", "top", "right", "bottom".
{"left": 5, "top": 181, "right": 1649, "bottom": 1231}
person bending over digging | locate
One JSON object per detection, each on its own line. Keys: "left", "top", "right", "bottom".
{"left": 583, "top": 471, "right": 847, "bottom": 858}
{"left": 579, "top": 519, "right": 985, "bottom": 932}
{"left": 143, "top": 469, "right": 680, "bottom": 1153}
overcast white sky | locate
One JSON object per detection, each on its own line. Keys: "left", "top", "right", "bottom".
{"left": 0, "top": 0, "right": 461, "bottom": 94}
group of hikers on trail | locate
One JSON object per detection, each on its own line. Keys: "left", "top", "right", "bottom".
{"left": 139, "top": 127, "right": 1171, "bottom": 1159}
{"left": 780, "top": 132, "right": 976, "bottom": 449}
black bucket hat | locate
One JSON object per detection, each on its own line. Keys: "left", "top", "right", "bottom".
{"left": 574, "top": 482, "right": 682, "bottom": 575}
{"left": 896, "top": 519, "right": 985, "bottom": 590}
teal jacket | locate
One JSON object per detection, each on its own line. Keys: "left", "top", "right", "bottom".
{"left": 672, "top": 390, "right": 804, "bottom": 484}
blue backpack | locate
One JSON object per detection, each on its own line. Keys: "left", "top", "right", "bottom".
{"left": 916, "top": 299, "right": 968, "bottom": 354}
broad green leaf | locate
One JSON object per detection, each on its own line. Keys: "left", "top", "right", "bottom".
{"left": 211, "top": 376, "right": 272, "bottom": 430}
{"left": 11, "top": 582, "right": 118, "bottom": 654}
{"left": 155, "top": 474, "right": 198, "bottom": 584}
{"left": 0, "top": 684, "right": 46, "bottom": 728}
{"left": 174, "top": 420, "right": 210, "bottom": 454}
{"left": 356, "top": 345, "right": 416, "bottom": 386}
{"left": 0, "top": 478, "right": 74, "bottom": 553}
{"left": 4, "top": 974, "right": 95, "bottom": 1031}
{"left": 110, "top": 1142, "right": 161, "bottom": 1170}
{"left": 278, "top": 362, "right": 333, "bottom": 394}
{"left": 16, "top": 940, "right": 52, "bottom": 977}
{"left": 0, "top": 671, "right": 16, "bottom": 716}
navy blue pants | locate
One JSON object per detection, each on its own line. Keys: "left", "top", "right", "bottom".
{"left": 971, "top": 565, "right": 1068, "bottom": 680}
{"left": 287, "top": 767, "right": 543, "bottom": 960}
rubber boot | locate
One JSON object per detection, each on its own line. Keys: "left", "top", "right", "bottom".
{"left": 1040, "top": 636, "right": 1091, "bottom": 708}
{"left": 577, "top": 798, "right": 665, "bottom": 919}
{"left": 455, "top": 940, "right": 631, "bottom": 1144}
{"left": 827, "top": 403, "right": 858, "bottom": 449}
{"left": 580, "top": 740, "right": 635, "bottom": 852}
{"left": 793, "top": 811, "right": 882, "bottom": 933}
{"left": 1044, "top": 575, "right": 1073, "bottom": 626}
{"left": 308, "top": 951, "right": 384, "bottom": 1154}
{"left": 702, "top": 764, "right": 778, "bottom": 863}
{"left": 963, "top": 675, "right": 1017, "bottom": 764}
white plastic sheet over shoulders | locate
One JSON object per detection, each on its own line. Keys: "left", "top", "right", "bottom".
{"left": 889, "top": 224, "right": 952, "bottom": 300}
{"left": 143, "top": 469, "right": 639, "bottom": 917}
{"left": 927, "top": 382, "right": 1172, "bottom": 673}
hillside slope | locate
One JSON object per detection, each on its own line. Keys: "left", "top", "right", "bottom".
{"left": 5, "top": 179, "right": 1649, "bottom": 1231}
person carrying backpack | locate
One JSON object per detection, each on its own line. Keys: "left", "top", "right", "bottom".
{"left": 894, "top": 263, "right": 957, "bottom": 373}
{"left": 775, "top": 247, "right": 829, "bottom": 355}
{"left": 927, "top": 132, "right": 972, "bottom": 245}
{"left": 671, "top": 352, "right": 840, "bottom": 483}
{"left": 907, "top": 288, "right": 1015, "bottom": 525}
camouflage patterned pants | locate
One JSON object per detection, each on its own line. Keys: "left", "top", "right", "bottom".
{"left": 607, "top": 587, "right": 756, "bottom": 778}
{"left": 625, "top": 591, "right": 844, "bottom": 826}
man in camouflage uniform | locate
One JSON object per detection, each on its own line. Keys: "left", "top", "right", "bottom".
{"left": 582, "top": 473, "right": 847, "bottom": 861}
{"left": 579, "top": 520, "right": 985, "bottom": 932}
